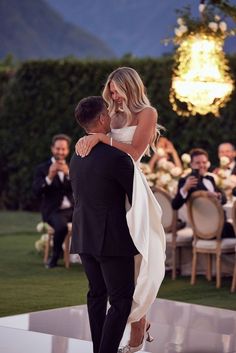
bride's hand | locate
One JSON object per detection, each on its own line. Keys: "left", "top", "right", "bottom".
{"left": 75, "top": 134, "right": 102, "bottom": 157}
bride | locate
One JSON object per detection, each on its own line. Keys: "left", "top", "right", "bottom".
{"left": 76, "top": 67, "right": 166, "bottom": 352}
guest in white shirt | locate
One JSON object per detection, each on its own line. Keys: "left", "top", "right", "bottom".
{"left": 216, "top": 142, "right": 236, "bottom": 175}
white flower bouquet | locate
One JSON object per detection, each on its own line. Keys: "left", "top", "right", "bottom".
{"left": 35, "top": 222, "right": 50, "bottom": 253}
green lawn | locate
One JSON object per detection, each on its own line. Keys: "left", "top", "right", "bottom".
{"left": 0, "top": 211, "right": 235, "bottom": 318}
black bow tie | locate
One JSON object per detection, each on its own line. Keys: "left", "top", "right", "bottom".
{"left": 198, "top": 175, "right": 206, "bottom": 182}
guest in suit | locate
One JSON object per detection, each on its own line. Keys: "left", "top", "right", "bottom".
{"left": 172, "top": 148, "right": 235, "bottom": 239}
{"left": 215, "top": 142, "right": 236, "bottom": 175}
{"left": 70, "top": 96, "right": 138, "bottom": 353}
{"left": 33, "top": 134, "right": 74, "bottom": 268}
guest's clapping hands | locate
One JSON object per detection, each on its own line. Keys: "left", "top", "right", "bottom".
{"left": 56, "top": 161, "right": 69, "bottom": 176}
{"left": 75, "top": 134, "right": 101, "bottom": 157}
{"left": 48, "top": 162, "right": 59, "bottom": 180}
{"left": 48, "top": 161, "right": 69, "bottom": 180}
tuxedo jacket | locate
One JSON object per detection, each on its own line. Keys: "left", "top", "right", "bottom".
{"left": 172, "top": 174, "right": 226, "bottom": 210}
{"left": 69, "top": 143, "right": 138, "bottom": 257}
{"left": 231, "top": 161, "right": 236, "bottom": 175}
{"left": 32, "top": 159, "right": 74, "bottom": 222}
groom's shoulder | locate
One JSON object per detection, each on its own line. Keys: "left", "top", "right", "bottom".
{"left": 95, "top": 143, "right": 130, "bottom": 159}
{"left": 89, "top": 144, "right": 133, "bottom": 170}
{"left": 69, "top": 144, "right": 131, "bottom": 167}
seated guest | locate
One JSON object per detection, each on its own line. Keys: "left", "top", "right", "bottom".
{"left": 149, "top": 136, "right": 182, "bottom": 171}
{"left": 172, "top": 148, "right": 235, "bottom": 238}
{"left": 215, "top": 142, "right": 236, "bottom": 175}
{"left": 33, "top": 134, "right": 74, "bottom": 268}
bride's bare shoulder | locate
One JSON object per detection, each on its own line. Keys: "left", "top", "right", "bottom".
{"left": 137, "top": 106, "right": 157, "bottom": 123}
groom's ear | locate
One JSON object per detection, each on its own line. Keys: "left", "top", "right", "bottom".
{"left": 99, "top": 112, "right": 106, "bottom": 125}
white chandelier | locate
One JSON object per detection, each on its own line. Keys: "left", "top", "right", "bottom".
{"left": 169, "top": 4, "right": 234, "bottom": 117}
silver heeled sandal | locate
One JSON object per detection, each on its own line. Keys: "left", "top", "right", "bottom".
{"left": 118, "top": 324, "right": 154, "bottom": 353}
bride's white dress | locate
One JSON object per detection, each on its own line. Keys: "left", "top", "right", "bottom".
{"left": 111, "top": 126, "right": 166, "bottom": 323}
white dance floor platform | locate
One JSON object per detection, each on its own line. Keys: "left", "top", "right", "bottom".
{"left": 0, "top": 298, "right": 236, "bottom": 353}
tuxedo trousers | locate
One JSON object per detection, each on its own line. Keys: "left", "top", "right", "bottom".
{"left": 80, "top": 254, "right": 135, "bottom": 353}
{"left": 47, "top": 207, "right": 73, "bottom": 260}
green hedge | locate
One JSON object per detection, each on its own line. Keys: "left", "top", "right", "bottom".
{"left": 0, "top": 56, "right": 235, "bottom": 209}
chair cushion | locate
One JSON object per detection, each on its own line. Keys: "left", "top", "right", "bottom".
{"left": 178, "top": 227, "right": 194, "bottom": 237}
{"left": 166, "top": 227, "right": 193, "bottom": 243}
{"left": 195, "top": 238, "right": 236, "bottom": 250}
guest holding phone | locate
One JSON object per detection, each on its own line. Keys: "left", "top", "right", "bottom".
{"left": 172, "top": 148, "right": 235, "bottom": 239}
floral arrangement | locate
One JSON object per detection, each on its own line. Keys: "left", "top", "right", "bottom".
{"left": 35, "top": 222, "right": 50, "bottom": 253}
{"left": 141, "top": 151, "right": 236, "bottom": 199}
{"left": 164, "top": 2, "right": 236, "bottom": 46}
{"left": 174, "top": 7, "right": 235, "bottom": 42}
{"left": 210, "top": 156, "right": 236, "bottom": 198}
{"left": 140, "top": 152, "right": 192, "bottom": 196}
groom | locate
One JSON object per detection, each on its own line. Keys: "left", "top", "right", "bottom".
{"left": 70, "top": 96, "right": 138, "bottom": 353}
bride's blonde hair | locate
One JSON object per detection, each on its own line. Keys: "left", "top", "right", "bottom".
{"left": 103, "top": 67, "right": 150, "bottom": 123}
{"left": 102, "top": 66, "right": 162, "bottom": 152}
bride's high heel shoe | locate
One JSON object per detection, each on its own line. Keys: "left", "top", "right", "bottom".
{"left": 118, "top": 323, "right": 154, "bottom": 353}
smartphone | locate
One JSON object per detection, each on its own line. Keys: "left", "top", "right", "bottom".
{"left": 190, "top": 168, "right": 200, "bottom": 179}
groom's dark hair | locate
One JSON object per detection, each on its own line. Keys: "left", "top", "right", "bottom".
{"left": 75, "top": 96, "right": 106, "bottom": 130}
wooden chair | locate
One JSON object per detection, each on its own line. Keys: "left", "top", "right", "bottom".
{"left": 187, "top": 191, "right": 236, "bottom": 288}
{"left": 231, "top": 200, "right": 236, "bottom": 292}
{"left": 43, "top": 222, "right": 72, "bottom": 269}
{"left": 152, "top": 187, "right": 193, "bottom": 279}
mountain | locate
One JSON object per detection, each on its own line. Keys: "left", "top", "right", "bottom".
{"left": 0, "top": 0, "right": 115, "bottom": 61}
{"left": 45, "top": 0, "right": 236, "bottom": 57}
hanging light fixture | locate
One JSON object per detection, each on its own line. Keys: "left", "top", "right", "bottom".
{"left": 169, "top": 1, "right": 235, "bottom": 117}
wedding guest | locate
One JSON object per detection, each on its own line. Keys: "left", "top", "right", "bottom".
{"left": 215, "top": 142, "right": 236, "bottom": 175}
{"left": 33, "top": 134, "right": 74, "bottom": 268}
{"left": 148, "top": 136, "right": 182, "bottom": 172}
{"left": 172, "top": 148, "right": 235, "bottom": 239}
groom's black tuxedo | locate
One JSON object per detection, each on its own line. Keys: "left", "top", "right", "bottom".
{"left": 70, "top": 143, "right": 138, "bottom": 257}
{"left": 70, "top": 143, "right": 138, "bottom": 353}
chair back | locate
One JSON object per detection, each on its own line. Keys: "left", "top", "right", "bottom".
{"left": 187, "top": 191, "right": 224, "bottom": 240}
{"left": 152, "top": 187, "right": 177, "bottom": 232}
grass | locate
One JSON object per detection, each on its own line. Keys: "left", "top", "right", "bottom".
{"left": 0, "top": 211, "right": 235, "bottom": 318}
